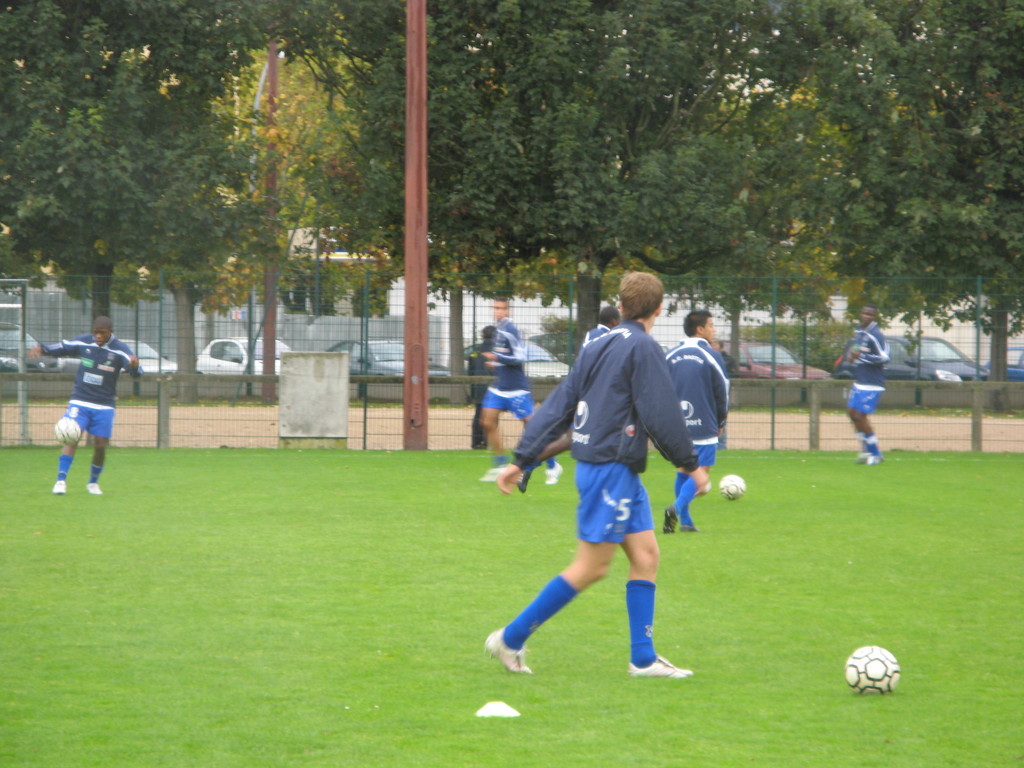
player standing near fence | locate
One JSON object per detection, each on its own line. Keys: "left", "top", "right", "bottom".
{"left": 485, "top": 272, "right": 707, "bottom": 678}
{"left": 845, "top": 304, "right": 889, "bottom": 465}
{"left": 29, "top": 316, "right": 141, "bottom": 495}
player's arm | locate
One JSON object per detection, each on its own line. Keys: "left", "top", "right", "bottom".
{"left": 858, "top": 332, "right": 889, "bottom": 365}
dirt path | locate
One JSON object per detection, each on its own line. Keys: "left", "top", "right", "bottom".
{"left": 4, "top": 404, "right": 1021, "bottom": 452}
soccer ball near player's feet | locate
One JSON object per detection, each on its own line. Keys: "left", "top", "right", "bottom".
{"left": 845, "top": 646, "right": 900, "bottom": 694}
{"left": 718, "top": 474, "right": 746, "bottom": 500}
{"left": 55, "top": 417, "right": 82, "bottom": 445}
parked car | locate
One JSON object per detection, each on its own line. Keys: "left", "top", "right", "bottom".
{"left": 463, "top": 340, "right": 570, "bottom": 378}
{"left": 833, "top": 335, "right": 985, "bottom": 382}
{"left": 0, "top": 323, "right": 60, "bottom": 372}
{"left": 196, "top": 338, "right": 290, "bottom": 374}
{"left": 734, "top": 342, "right": 831, "bottom": 379}
{"left": 121, "top": 340, "right": 178, "bottom": 373}
{"left": 983, "top": 346, "right": 1024, "bottom": 382}
{"left": 327, "top": 340, "right": 450, "bottom": 377}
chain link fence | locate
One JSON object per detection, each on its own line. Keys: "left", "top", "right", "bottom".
{"left": 2, "top": 272, "right": 1023, "bottom": 452}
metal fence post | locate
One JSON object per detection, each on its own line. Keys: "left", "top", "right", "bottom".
{"left": 157, "top": 377, "right": 170, "bottom": 449}
{"left": 808, "top": 381, "right": 821, "bottom": 450}
{"left": 971, "top": 384, "right": 983, "bottom": 452}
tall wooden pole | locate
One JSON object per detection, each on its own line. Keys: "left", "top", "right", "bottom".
{"left": 403, "top": 0, "right": 429, "bottom": 449}
{"left": 262, "top": 40, "right": 280, "bottom": 403}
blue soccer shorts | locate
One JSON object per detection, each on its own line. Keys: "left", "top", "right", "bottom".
{"left": 65, "top": 401, "right": 115, "bottom": 439}
{"left": 480, "top": 388, "right": 535, "bottom": 420}
{"left": 693, "top": 443, "right": 717, "bottom": 468}
{"left": 847, "top": 385, "right": 884, "bottom": 415}
{"left": 574, "top": 461, "right": 653, "bottom": 543}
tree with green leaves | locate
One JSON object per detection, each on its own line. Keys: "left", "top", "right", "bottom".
{"left": 785, "top": 0, "right": 1024, "bottom": 381}
{"left": 0, "top": 0, "right": 270, "bottom": 328}
{"left": 277, "top": 0, "right": 826, "bottom": 354}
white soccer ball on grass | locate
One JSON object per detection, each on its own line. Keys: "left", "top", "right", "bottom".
{"left": 845, "top": 645, "right": 900, "bottom": 694}
{"left": 718, "top": 474, "right": 746, "bottom": 500}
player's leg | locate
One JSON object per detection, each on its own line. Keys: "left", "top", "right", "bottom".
{"left": 848, "top": 388, "right": 883, "bottom": 463}
{"left": 620, "top": 497, "right": 692, "bottom": 678}
{"left": 53, "top": 404, "right": 85, "bottom": 494}
{"left": 487, "top": 542, "right": 604, "bottom": 673}
{"left": 663, "top": 446, "right": 714, "bottom": 533}
{"left": 478, "top": 398, "right": 506, "bottom": 480}
{"left": 84, "top": 407, "right": 115, "bottom": 494}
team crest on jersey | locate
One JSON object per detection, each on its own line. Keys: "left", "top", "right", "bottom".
{"left": 573, "top": 400, "right": 590, "bottom": 430}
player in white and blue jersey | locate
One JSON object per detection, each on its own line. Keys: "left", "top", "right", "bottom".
{"left": 30, "top": 316, "right": 141, "bottom": 495}
{"left": 485, "top": 273, "right": 707, "bottom": 679}
{"left": 662, "top": 310, "right": 730, "bottom": 533}
{"left": 845, "top": 304, "right": 889, "bottom": 465}
{"left": 478, "top": 298, "right": 561, "bottom": 484}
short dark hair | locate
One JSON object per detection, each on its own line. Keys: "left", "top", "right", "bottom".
{"left": 598, "top": 305, "right": 620, "bottom": 327}
{"left": 684, "top": 310, "right": 712, "bottom": 337}
{"left": 481, "top": 325, "right": 496, "bottom": 340}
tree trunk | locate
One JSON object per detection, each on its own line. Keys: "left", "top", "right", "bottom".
{"left": 575, "top": 271, "right": 603, "bottom": 357}
{"left": 448, "top": 287, "right": 467, "bottom": 404}
{"left": 172, "top": 284, "right": 200, "bottom": 404}
{"left": 989, "top": 304, "right": 1009, "bottom": 412}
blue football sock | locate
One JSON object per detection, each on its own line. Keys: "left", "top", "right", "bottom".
{"left": 863, "top": 433, "right": 882, "bottom": 457}
{"left": 57, "top": 454, "right": 73, "bottom": 482}
{"left": 673, "top": 474, "right": 698, "bottom": 527}
{"left": 544, "top": 458, "right": 557, "bottom": 469}
{"left": 626, "top": 579, "right": 657, "bottom": 668}
{"left": 493, "top": 455, "right": 509, "bottom": 468}
{"left": 89, "top": 464, "right": 104, "bottom": 484}
{"left": 503, "top": 575, "right": 578, "bottom": 650}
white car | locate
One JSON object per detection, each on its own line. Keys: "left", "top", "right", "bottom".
{"left": 121, "top": 340, "right": 178, "bottom": 373}
{"left": 196, "top": 338, "right": 290, "bottom": 375}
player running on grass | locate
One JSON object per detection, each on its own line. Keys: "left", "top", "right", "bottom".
{"left": 845, "top": 304, "right": 889, "bottom": 465}
{"left": 478, "top": 297, "right": 562, "bottom": 484}
{"left": 30, "top": 316, "right": 141, "bottom": 495}
{"left": 485, "top": 272, "right": 706, "bottom": 679}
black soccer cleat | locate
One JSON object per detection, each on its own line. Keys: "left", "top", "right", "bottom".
{"left": 662, "top": 505, "right": 679, "bottom": 534}
{"left": 517, "top": 466, "right": 534, "bottom": 493}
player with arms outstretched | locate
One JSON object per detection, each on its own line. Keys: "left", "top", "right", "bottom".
{"left": 30, "top": 316, "right": 141, "bottom": 494}
{"left": 485, "top": 272, "right": 706, "bottom": 679}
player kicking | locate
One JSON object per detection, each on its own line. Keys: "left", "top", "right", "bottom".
{"left": 30, "top": 316, "right": 141, "bottom": 494}
{"left": 845, "top": 304, "right": 889, "bottom": 465}
{"left": 485, "top": 272, "right": 706, "bottom": 679}
{"left": 662, "top": 310, "right": 730, "bottom": 533}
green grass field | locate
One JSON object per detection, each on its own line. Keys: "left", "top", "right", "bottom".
{"left": 2, "top": 448, "right": 1021, "bottom": 767}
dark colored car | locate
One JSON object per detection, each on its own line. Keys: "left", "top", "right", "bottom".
{"left": 0, "top": 323, "right": 60, "bottom": 372}
{"left": 833, "top": 335, "right": 985, "bottom": 382}
{"left": 734, "top": 342, "right": 831, "bottom": 380}
{"left": 328, "top": 340, "right": 450, "bottom": 377}
{"left": 983, "top": 346, "right": 1024, "bottom": 382}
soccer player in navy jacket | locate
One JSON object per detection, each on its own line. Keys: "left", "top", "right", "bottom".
{"left": 662, "top": 310, "right": 730, "bottom": 533}
{"left": 478, "top": 298, "right": 562, "bottom": 484}
{"left": 845, "top": 304, "right": 889, "bottom": 464}
{"left": 485, "top": 272, "right": 707, "bottom": 679}
{"left": 30, "top": 316, "right": 141, "bottom": 494}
